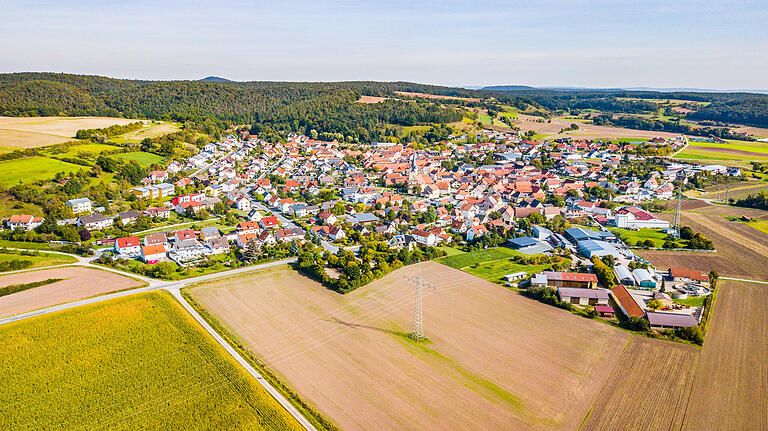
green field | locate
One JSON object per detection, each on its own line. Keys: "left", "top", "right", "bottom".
{"left": 438, "top": 246, "right": 521, "bottom": 269}
{"left": 610, "top": 227, "right": 669, "bottom": 247}
{"left": 109, "top": 151, "right": 164, "bottom": 166}
{"left": 0, "top": 291, "right": 305, "bottom": 430}
{"left": 437, "top": 246, "right": 568, "bottom": 284}
{"left": 56, "top": 143, "right": 122, "bottom": 157}
{"left": 674, "top": 140, "right": 768, "bottom": 165}
{"left": 0, "top": 250, "right": 77, "bottom": 271}
{"left": 0, "top": 156, "right": 86, "bottom": 186}
{"left": 108, "top": 121, "right": 181, "bottom": 145}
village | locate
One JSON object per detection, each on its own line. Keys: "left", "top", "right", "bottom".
{"left": 2, "top": 128, "right": 727, "bottom": 336}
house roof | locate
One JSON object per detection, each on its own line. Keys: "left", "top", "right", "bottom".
{"left": 142, "top": 244, "right": 166, "bottom": 255}
{"left": 544, "top": 271, "right": 598, "bottom": 283}
{"left": 670, "top": 267, "right": 709, "bottom": 282}
{"left": 117, "top": 236, "right": 140, "bottom": 248}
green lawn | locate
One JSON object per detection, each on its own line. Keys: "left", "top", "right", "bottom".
{"left": 0, "top": 291, "right": 306, "bottom": 430}
{"left": 673, "top": 296, "right": 706, "bottom": 307}
{"left": 109, "top": 151, "right": 164, "bottom": 166}
{"left": 438, "top": 246, "right": 521, "bottom": 269}
{"left": 0, "top": 156, "right": 87, "bottom": 186}
{"left": 436, "top": 246, "right": 464, "bottom": 257}
{"left": 0, "top": 250, "right": 77, "bottom": 271}
{"left": 610, "top": 227, "right": 669, "bottom": 247}
{"left": 437, "top": 246, "right": 569, "bottom": 284}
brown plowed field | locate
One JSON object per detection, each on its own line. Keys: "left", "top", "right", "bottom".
{"left": 638, "top": 209, "right": 768, "bottom": 280}
{"left": 0, "top": 267, "right": 142, "bottom": 318}
{"left": 581, "top": 336, "right": 700, "bottom": 431}
{"left": 682, "top": 281, "right": 768, "bottom": 430}
{"left": 191, "top": 262, "right": 629, "bottom": 431}
{"left": 583, "top": 280, "right": 768, "bottom": 431}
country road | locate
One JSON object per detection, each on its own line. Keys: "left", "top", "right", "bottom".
{"left": 0, "top": 255, "right": 315, "bottom": 431}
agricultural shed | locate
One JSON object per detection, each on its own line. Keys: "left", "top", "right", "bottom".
{"left": 507, "top": 236, "right": 553, "bottom": 255}
{"left": 557, "top": 287, "right": 609, "bottom": 306}
{"left": 632, "top": 268, "right": 657, "bottom": 288}
{"left": 611, "top": 285, "right": 645, "bottom": 318}
{"left": 614, "top": 265, "right": 635, "bottom": 286}
{"left": 646, "top": 311, "right": 698, "bottom": 329}
{"left": 577, "top": 239, "right": 619, "bottom": 259}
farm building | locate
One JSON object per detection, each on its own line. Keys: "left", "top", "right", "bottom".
{"left": 507, "top": 236, "right": 553, "bottom": 255}
{"left": 531, "top": 225, "right": 554, "bottom": 241}
{"left": 614, "top": 266, "right": 635, "bottom": 286}
{"left": 530, "top": 273, "right": 548, "bottom": 287}
{"left": 611, "top": 285, "right": 645, "bottom": 318}
{"left": 669, "top": 267, "right": 709, "bottom": 283}
{"left": 632, "top": 268, "right": 657, "bottom": 288}
{"left": 646, "top": 311, "right": 698, "bottom": 329}
{"left": 564, "top": 227, "right": 617, "bottom": 244}
{"left": 542, "top": 271, "right": 598, "bottom": 289}
{"left": 613, "top": 206, "right": 670, "bottom": 229}
{"left": 504, "top": 271, "right": 528, "bottom": 282}
{"left": 594, "top": 305, "right": 615, "bottom": 317}
{"left": 557, "top": 287, "right": 610, "bottom": 306}
{"left": 577, "top": 239, "right": 619, "bottom": 258}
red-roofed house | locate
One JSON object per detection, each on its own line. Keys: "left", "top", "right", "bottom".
{"left": 115, "top": 236, "right": 141, "bottom": 257}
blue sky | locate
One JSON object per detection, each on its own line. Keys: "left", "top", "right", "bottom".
{"left": 1, "top": 0, "right": 767, "bottom": 89}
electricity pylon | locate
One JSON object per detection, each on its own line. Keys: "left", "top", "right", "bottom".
{"left": 673, "top": 187, "right": 682, "bottom": 238}
{"left": 404, "top": 263, "right": 435, "bottom": 341}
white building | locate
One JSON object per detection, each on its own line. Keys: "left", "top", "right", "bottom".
{"left": 66, "top": 198, "right": 92, "bottom": 214}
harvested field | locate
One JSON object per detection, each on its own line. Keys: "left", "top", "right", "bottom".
{"left": 191, "top": 262, "right": 629, "bottom": 431}
{"left": 0, "top": 267, "right": 142, "bottom": 318}
{"left": 0, "top": 116, "right": 141, "bottom": 149}
{"left": 394, "top": 91, "right": 481, "bottom": 102}
{"left": 690, "top": 182, "right": 768, "bottom": 202}
{"left": 514, "top": 114, "right": 682, "bottom": 140}
{"left": 581, "top": 336, "right": 700, "bottom": 431}
{"left": 683, "top": 280, "right": 768, "bottom": 430}
{"left": 638, "top": 209, "right": 768, "bottom": 280}
{"left": 355, "top": 95, "right": 389, "bottom": 103}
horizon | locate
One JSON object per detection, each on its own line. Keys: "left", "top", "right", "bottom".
{"left": 2, "top": 1, "right": 767, "bottom": 90}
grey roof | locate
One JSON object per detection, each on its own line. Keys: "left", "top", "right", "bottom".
{"left": 201, "top": 226, "right": 221, "bottom": 237}
{"left": 557, "top": 287, "right": 610, "bottom": 300}
{"left": 508, "top": 236, "right": 538, "bottom": 248}
{"left": 647, "top": 311, "right": 698, "bottom": 328}
{"left": 577, "top": 240, "right": 619, "bottom": 258}
{"left": 67, "top": 197, "right": 91, "bottom": 205}
{"left": 350, "top": 213, "right": 378, "bottom": 223}
{"left": 632, "top": 268, "right": 654, "bottom": 283}
{"left": 78, "top": 213, "right": 107, "bottom": 223}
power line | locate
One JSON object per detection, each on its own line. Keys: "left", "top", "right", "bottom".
{"left": 404, "top": 262, "right": 435, "bottom": 341}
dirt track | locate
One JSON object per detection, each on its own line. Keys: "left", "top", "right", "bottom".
{"left": 0, "top": 267, "right": 142, "bottom": 318}
{"left": 192, "top": 262, "right": 629, "bottom": 431}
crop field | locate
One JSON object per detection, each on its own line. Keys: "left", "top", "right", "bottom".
{"left": 682, "top": 280, "right": 768, "bottom": 430}
{"left": 688, "top": 181, "right": 768, "bottom": 202}
{"left": 638, "top": 207, "right": 768, "bottom": 281}
{"left": 356, "top": 95, "right": 389, "bottom": 103}
{"left": 0, "top": 156, "right": 86, "bottom": 186}
{"left": 108, "top": 121, "right": 180, "bottom": 144}
{"left": 581, "top": 336, "right": 700, "bottom": 430}
{"left": 393, "top": 91, "right": 481, "bottom": 102}
{"left": 108, "top": 151, "right": 164, "bottom": 166}
{"left": 0, "top": 291, "right": 305, "bottom": 430}
{"left": 0, "top": 250, "right": 77, "bottom": 272}
{"left": 0, "top": 116, "right": 141, "bottom": 151}
{"left": 673, "top": 139, "right": 768, "bottom": 165}
{"left": 190, "top": 262, "right": 629, "bottom": 431}
{"left": 514, "top": 114, "right": 682, "bottom": 140}
{"left": 0, "top": 267, "right": 142, "bottom": 318}
{"left": 584, "top": 280, "right": 768, "bottom": 430}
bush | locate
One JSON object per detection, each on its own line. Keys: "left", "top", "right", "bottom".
{"left": 675, "top": 326, "right": 704, "bottom": 345}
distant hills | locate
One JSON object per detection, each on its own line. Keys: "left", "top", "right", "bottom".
{"left": 481, "top": 85, "right": 768, "bottom": 95}
{"left": 199, "top": 76, "right": 232, "bottom": 82}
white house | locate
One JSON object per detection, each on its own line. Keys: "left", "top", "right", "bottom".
{"left": 6, "top": 214, "right": 43, "bottom": 231}
{"left": 411, "top": 229, "right": 437, "bottom": 246}
{"left": 66, "top": 198, "right": 92, "bottom": 214}
{"left": 115, "top": 236, "right": 141, "bottom": 258}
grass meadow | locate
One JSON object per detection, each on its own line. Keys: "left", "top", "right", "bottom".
{"left": 437, "top": 246, "right": 568, "bottom": 284}
{"left": 0, "top": 250, "right": 77, "bottom": 272}
{"left": 0, "top": 156, "right": 86, "bottom": 186}
{"left": 0, "top": 291, "right": 305, "bottom": 430}
{"left": 108, "top": 151, "right": 164, "bottom": 166}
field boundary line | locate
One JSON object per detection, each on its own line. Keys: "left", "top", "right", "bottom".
{"left": 168, "top": 288, "right": 319, "bottom": 431}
